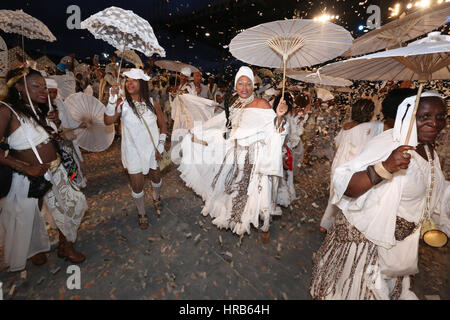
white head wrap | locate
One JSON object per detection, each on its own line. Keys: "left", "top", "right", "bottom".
{"left": 180, "top": 67, "right": 192, "bottom": 77}
{"left": 234, "top": 66, "right": 254, "bottom": 88}
{"left": 123, "top": 68, "right": 150, "bottom": 81}
{"left": 393, "top": 92, "right": 443, "bottom": 147}
{"left": 45, "top": 78, "right": 58, "bottom": 89}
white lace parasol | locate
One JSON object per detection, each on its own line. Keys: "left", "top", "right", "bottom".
{"left": 0, "top": 9, "right": 56, "bottom": 42}
{"left": 114, "top": 49, "right": 143, "bottom": 68}
{"left": 81, "top": 6, "right": 165, "bottom": 58}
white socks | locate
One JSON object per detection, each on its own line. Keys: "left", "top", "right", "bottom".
{"left": 131, "top": 190, "right": 145, "bottom": 216}
{"left": 151, "top": 179, "right": 162, "bottom": 200}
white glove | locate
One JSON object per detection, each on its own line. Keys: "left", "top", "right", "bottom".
{"left": 159, "top": 133, "right": 167, "bottom": 143}
{"left": 156, "top": 133, "right": 167, "bottom": 154}
{"left": 105, "top": 103, "right": 116, "bottom": 116}
{"left": 157, "top": 143, "right": 165, "bottom": 154}
{"left": 108, "top": 86, "right": 122, "bottom": 104}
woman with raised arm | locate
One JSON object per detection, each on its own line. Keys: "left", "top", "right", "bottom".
{"left": 104, "top": 69, "right": 167, "bottom": 230}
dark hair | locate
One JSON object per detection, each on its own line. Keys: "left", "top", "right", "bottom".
{"left": 382, "top": 88, "right": 418, "bottom": 120}
{"left": 124, "top": 78, "right": 155, "bottom": 118}
{"left": 294, "top": 94, "right": 310, "bottom": 109}
{"left": 5, "top": 67, "right": 50, "bottom": 129}
{"left": 223, "top": 84, "right": 236, "bottom": 132}
{"left": 351, "top": 99, "right": 375, "bottom": 123}
{"left": 272, "top": 92, "right": 294, "bottom": 113}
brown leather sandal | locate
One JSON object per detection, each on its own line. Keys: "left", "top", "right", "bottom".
{"left": 138, "top": 214, "right": 149, "bottom": 230}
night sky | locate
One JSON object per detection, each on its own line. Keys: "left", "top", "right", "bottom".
{"left": 1, "top": 0, "right": 449, "bottom": 75}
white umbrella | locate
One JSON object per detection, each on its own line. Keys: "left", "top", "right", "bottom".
{"left": 343, "top": 2, "right": 450, "bottom": 57}
{"left": 0, "top": 9, "right": 56, "bottom": 65}
{"left": 114, "top": 49, "right": 143, "bottom": 68}
{"left": 154, "top": 60, "right": 199, "bottom": 73}
{"left": 320, "top": 32, "right": 450, "bottom": 82}
{"left": 64, "top": 93, "right": 115, "bottom": 153}
{"left": 229, "top": 19, "right": 353, "bottom": 96}
{"left": 320, "top": 32, "right": 450, "bottom": 145}
{"left": 286, "top": 70, "right": 352, "bottom": 87}
{"left": 0, "top": 36, "right": 7, "bottom": 77}
{"left": 81, "top": 6, "right": 165, "bottom": 82}
{"left": 0, "top": 9, "right": 56, "bottom": 42}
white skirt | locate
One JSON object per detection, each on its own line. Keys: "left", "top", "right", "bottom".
{"left": 0, "top": 173, "right": 50, "bottom": 272}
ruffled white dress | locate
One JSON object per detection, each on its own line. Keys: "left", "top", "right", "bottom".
{"left": 178, "top": 108, "right": 287, "bottom": 235}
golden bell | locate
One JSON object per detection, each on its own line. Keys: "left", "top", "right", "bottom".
{"left": 421, "top": 219, "right": 448, "bottom": 248}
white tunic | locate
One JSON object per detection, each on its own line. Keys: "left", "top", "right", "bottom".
{"left": 119, "top": 98, "right": 159, "bottom": 175}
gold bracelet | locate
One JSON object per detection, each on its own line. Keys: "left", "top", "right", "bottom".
{"left": 374, "top": 162, "right": 393, "bottom": 180}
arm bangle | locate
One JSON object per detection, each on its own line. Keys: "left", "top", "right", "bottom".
{"left": 366, "top": 165, "right": 383, "bottom": 186}
{"left": 374, "top": 162, "right": 393, "bottom": 180}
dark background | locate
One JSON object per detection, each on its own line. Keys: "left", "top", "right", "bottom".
{"left": 1, "top": 0, "right": 448, "bottom": 75}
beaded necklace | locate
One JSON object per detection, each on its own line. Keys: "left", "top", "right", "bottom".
{"left": 229, "top": 94, "right": 255, "bottom": 137}
{"left": 412, "top": 144, "right": 435, "bottom": 225}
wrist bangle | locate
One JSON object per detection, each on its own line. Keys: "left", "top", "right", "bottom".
{"left": 366, "top": 165, "right": 383, "bottom": 186}
{"left": 374, "top": 162, "right": 393, "bottom": 180}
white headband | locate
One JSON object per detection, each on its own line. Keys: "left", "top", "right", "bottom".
{"left": 393, "top": 92, "right": 443, "bottom": 147}
{"left": 234, "top": 66, "right": 254, "bottom": 88}
{"left": 123, "top": 68, "right": 150, "bottom": 81}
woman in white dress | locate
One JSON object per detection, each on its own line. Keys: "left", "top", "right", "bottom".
{"left": 104, "top": 69, "right": 167, "bottom": 230}
{"left": 178, "top": 66, "right": 288, "bottom": 243}
{"left": 319, "top": 89, "right": 418, "bottom": 233}
{"left": 310, "top": 93, "right": 448, "bottom": 300}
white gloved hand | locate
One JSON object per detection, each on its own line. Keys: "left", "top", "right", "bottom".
{"left": 108, "top": 86, "right": 122, "bottom": 104}
{"left": 157, "top": 143, "right": 165, "bottom": 154}
{"left": 105, "top": 103, "right": 116, "bottom": 116}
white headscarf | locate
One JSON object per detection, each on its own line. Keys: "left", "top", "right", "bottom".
{"left": 234, "top": 66, "right": 254, "bottom": 89}
{"left": 181, "top": 67, "right": 192, "bottom": 77}
{"left": 45, "top": 78, "right": 58, "bottom": 89}
{"left": 393, "top": 92, "right": 443, "bottom": 147}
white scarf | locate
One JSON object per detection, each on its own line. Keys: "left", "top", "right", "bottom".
{"left": 393, "top": 92, "right": 443, "bottom": 147}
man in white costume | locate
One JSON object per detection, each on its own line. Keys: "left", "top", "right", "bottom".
{"left": 206, "top": 75, "right": 217, "bottom": 101}
{"left": 193, "top": 71, "right": 209, "bottom": 99}
{"left": 177, "top": 66, "right": 289, "bottom": 243}
{"left": 310, "top": 93, "right": 448, "bottom": 300}
{"left": 104, "top": 69, "right": 168, "bottom": 230}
